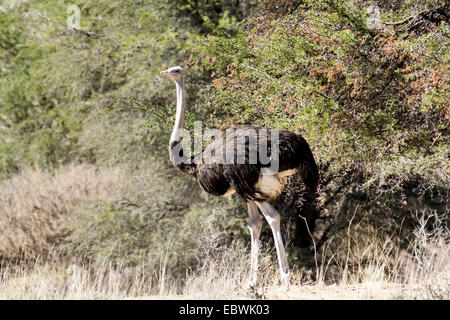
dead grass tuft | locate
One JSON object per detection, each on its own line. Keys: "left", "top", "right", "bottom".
{"left": 0, "top": 164, "right": 122, "bottom": 262}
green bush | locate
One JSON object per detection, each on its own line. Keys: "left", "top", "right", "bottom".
{"left": 1, "top": 0, "right": 448, "bottom": 283}
{"left": 63, "top": 171, "right": 247, "bottom": 279}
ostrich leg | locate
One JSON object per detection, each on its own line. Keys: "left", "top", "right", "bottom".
{"left": 256, "top": 201, "right": 290, "bottom": 289}
{"left": 247, "top": 201, "right": 262, "bottom": 287}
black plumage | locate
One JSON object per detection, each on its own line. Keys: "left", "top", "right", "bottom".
{"left": 169, "top": 125, "right": 319, "bottom": 202}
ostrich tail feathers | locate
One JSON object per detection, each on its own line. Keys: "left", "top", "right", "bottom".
{"left": 299, "top": 149, "right": 319, "bottom": 196}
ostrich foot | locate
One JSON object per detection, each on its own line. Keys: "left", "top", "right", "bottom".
{"left": 280, "top": 271, "right": 290, "bottom": 291}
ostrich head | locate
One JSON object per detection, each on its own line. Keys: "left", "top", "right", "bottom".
{"left": 160, "top": 66, "right": 183, "bottom": 84}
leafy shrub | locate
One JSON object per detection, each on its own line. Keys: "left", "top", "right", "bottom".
{"left": 64, "top": 173, "right": 247, "bottom": 280}
{"left": 0, "top": 0, "right": 448, "bottom": 289}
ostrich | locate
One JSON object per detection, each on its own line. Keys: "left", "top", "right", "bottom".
{"left": 160, "top": 66, "right": 319, "bottom": 289}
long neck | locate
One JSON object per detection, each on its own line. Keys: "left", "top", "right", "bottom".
{"left": 170, "top": 79, "right": 185, "bottom": 143}
{"left": 169, "top": 79, "right": 196, "bottom": 176}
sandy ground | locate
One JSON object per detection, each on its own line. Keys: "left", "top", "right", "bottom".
{"left": 137, "top": 282, "right": 426, "bottom": 300}
{"left": 264, "top": 283, "right": 413, "bottom": 300}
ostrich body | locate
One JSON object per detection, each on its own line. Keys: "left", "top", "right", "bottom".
{"left": 161, "top": 66, "right": 319, "bottom": 288}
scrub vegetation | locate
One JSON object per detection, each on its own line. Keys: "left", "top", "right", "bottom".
{"left": 0, "top": 0, "right": 448, "bottom": 299}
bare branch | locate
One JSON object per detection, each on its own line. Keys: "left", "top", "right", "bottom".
{"left": 384, "top": 5, "right": 449, "bottom": 29}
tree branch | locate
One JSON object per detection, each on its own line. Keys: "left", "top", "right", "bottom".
{"left": 384, "top": 5, "right": 449, "bottom": 28}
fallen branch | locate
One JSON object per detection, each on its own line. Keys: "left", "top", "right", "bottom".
{"left": 384, "top": 5, "right": 449, "bottom": 33}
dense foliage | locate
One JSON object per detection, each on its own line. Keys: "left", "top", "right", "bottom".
{"left": 0, "top": 0, "right": 448, "bottom": 283}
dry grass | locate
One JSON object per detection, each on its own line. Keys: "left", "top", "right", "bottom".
{"left": 0, "top": 225, "right": 447, "bottom": 300}
{"left": 0, "top": 164, "right": 448, "bottom": 300}
{"left": 0, "top": 164, "right": 122, "bottom": 261}
{"left": 0, "top": 261, "right": 156, "bottom": 299}
{"left": 0, "top": 244, "right": 447, "bottom": 300}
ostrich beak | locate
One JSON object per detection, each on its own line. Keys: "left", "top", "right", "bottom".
{"left": 160, "top": 70, "right": 169, "bottom": 75}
